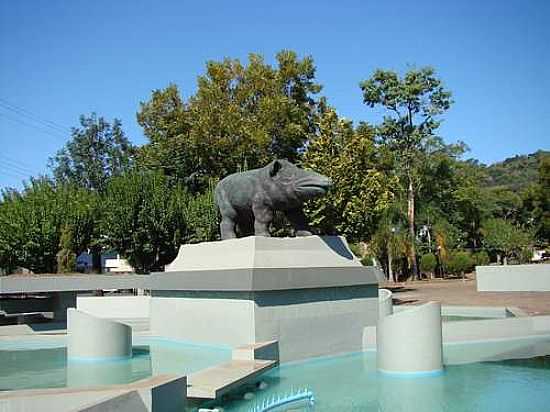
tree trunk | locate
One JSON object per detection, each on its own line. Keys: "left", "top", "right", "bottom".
{"left": 407, "top": 177, "right": 419, "bottom": 280}
{"left": 388, "top": 249, "right": 394, "bottom": 283}
{"left": 503, "top": 255, "right": 508, "bottom": 265}
{"left": 91, "top": 246, "right": 102, "bottom": 274}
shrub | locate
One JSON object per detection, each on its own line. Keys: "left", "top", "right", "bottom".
{"left": 446, "top": 251, "right": 474, "bottom": 277}
{"left": 473, "top": 250, "right": 490, "bottom": 267}
{"left": 420, "top": 253, "right": 437, "bottom": 276}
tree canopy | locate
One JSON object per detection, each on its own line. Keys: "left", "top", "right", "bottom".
{"left": 50, "top": 114, "right": 135, "bottom": 192}
{"left": 137, "top": 50, "right": 322, "bottom": 182}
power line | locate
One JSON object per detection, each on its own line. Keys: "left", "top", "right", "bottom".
{"left": 0, "top": 98, "right": 70, "bottom": 134}
{"left": 0, "top": 167, "right": 29, "bottom": 180}
{"left": 0, "top": 154, "right": 35, "bottom": 172}
{"left": 0, "top": 154, "right": 36, "bottom": 175}
{"left": 0, "top": 112, "right": 67, "bottom": 141}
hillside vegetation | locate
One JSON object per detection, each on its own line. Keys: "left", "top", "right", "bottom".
{"left": 484, "top": 150, "right": 549, "bottom": 191}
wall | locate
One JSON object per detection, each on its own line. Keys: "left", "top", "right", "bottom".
{"left": 76, "top": 296, "right": 151, "bottom": 319}
{"left": 476, "top": 264, "right": 550, "bottom": 292}
{"left": 150, "top": 285, "right": 378, "bottom": 362}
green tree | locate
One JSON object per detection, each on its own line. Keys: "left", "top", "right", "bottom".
{"left": 420, "top": 253, "right": 437, "bottom": 279}
{"left": 101, "top": 171, "right": 216, "bottom": 273}
{"left": 138, "top": 50, "right": 322, "bottom": 181}
{"left": 445, "top": 250, "right": 474, "bottom": 279}
{"left": 50, "top": 113, "right": 135, "bottom": 192}
{"left": 302, "top": 107, "right": 396, "bottom": 240}
{"left": 0, "top": 179, "right": 99, "bottom": 274}
{"left": 472, "top": 250, "right": 490, "bottom": 266}
{"left": 57, "top": 225, "right": 76, "bottom": 273}
{"left": 360, "top": 67, "right": 453, "bottom": 279}
{"left": 482, "top": 218, "right": 533, "bottom": 264}
{"left": 521, "top": 154, "right": 550, "bottom": 245}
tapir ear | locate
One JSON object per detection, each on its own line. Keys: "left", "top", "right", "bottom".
{"left": 270, "top": 160, "right": 282, "bottom": 177}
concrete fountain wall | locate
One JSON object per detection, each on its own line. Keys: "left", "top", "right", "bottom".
{"left": 376, "top": 301, "right": 443, "bottom": 375}
{"left": 67, "top": 308, "right": 132, "bottom": 360}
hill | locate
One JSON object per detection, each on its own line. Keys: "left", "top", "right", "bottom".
{"left": 483, "top": 150, "right": 549, "bottom": 191}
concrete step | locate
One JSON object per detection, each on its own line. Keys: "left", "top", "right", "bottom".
{"left": 187, "top": 359, "right": 276, "bottom": 400}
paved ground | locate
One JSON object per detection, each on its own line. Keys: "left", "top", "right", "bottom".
{"left": 382, "top": 276, "right": 550, "bottom": 316}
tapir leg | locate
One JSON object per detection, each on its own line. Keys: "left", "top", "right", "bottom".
{"left": 253, "top": 205, "right": 273, "bottom": 237}
{"left": 286, "top": 208, "right": 313, "bottom": 236}
{"left": 220, "top": 216, "right": 237, "bottom": 239}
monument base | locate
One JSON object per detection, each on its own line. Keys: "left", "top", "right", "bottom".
{"left": 149, "top": 236, "right": 381, "bottom": 362}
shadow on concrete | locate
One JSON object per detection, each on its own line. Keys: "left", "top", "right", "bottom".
{"left": 384, "top": 286, "right": 418, "bottom": 294}
{"left": 29, "top": 321, "right": 67, "bottom": 332}
{"left": 320, "top": 236, "right": 354, "bottom": 260}
{"left": 393, "top": 299, "right": 419, "bottom": 306}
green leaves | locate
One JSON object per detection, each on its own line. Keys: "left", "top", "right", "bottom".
{"left": 50, "top": 114, "right": 135, "bottom": 193}
{"left": 137, "top": 50, "right": 322, "bottom": 181}
{"left": 302, "top": 108, "right": 396, "bottom": 241}
{"left": 0, "top": 179, "right": 99, "bottom": 273}
{"left": 481, "top": 218, "right": 533, "bottom": 263}
{"left": 100, "top": 171, "right": 219, "bottom": 273}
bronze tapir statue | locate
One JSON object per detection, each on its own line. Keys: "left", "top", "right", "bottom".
{"left": 215, "top": 159, "right": 331, "bottom": 239}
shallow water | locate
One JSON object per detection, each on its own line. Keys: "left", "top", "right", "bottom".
{"left": 221, "top": 351, "right": 550, "bottom": 412}
{"left": 0, "top": 337, "right": 231, "bottom": 390}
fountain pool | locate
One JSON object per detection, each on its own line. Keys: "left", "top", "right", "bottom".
{"left": 219, "top": 336, "right": 550, "bottom": 412}
{"left": 0, "top": 336, "right": 231, "bottom": 391}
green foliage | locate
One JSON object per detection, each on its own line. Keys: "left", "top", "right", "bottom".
{"left": 360, "top": 67, "right": 453, "bottom": 279}
{"left": 56, "top": 225, "right": 76, "bottom": 273}
{"left": 0, "top": 179, "right": 99, "bottom": 274}
{"left": 445, "top": 251, "right": 474, "bottom": 275}
{"left": 137, "top": 51, "right": 322, "bottom": 181}
{"left": 484, "top": 150, "right": 548, "bottom": 191}
{"left": 302, "top": 108, "right": 396, "bottom": 241}
{"left": 50, "top": 114, "right": 135, "bottom": 192}
{"left": 482, "top": 218, "right": 533, "bottom": 264}
{"left": 420, "top": 253, "right": 437, "bottom": 274}
{"left": 472, "top": 250, "right": 490, "bottom": 266}
{"left": 520, "top": 154, "right": 550, "bottom": 245}
{"left": 182, "top": 182, "right": 220, "bottom": 244}
{"left": 101, "top": 171, "right": 187, "bottom": 273}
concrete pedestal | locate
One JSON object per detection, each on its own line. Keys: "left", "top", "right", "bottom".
{"left": 149, "top": 236, "right": 381, "bottom": 362}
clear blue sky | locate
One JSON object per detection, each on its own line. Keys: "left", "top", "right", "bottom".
{"left": 1, "top": 0, "right": 548, "bottom": 189}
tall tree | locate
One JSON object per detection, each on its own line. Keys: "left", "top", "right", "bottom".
{"left": 50, "top": 113, "right": 135, "bottom": 192}
{"left": 137, "top": 50, "right": 322, "bottom": 181}
{"left": 301, "top": 107, "right": 396, "bottom": 241}
{"left": 360, "top": 67, "right": 453, "bottom": 279}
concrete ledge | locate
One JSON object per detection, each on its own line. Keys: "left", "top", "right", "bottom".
{"left": 0, "top": 275, "right": 148, "bottom": 294}
{"left": 166, "top": 235, "right": 363, "bottom": 271}
{"left": 0, "top": 375, "right": 187, "bottom": 412}
{"left": 149, "top": 266, "right": 379, "bottom": 292}
{"left": 476, "top": 264, "right": 550, "bottom": 292}
{"left": 232, "top": 340, "right": 279, "bottom": 362}
{"left": 187, "top": 360, "right": 276, "bottom": 400}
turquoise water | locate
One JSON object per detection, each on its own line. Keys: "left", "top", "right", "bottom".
{"left": 0, "top": 337, "right": 231, "bottom": 391}
{"left": 442, "top": 315, "right": 498, "bottom": 322}
{"left": 2, "top": 337, "right": 550, "bottom": 411}
{"left": 220, "top": 350, "right": 550, "bottom": 412}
